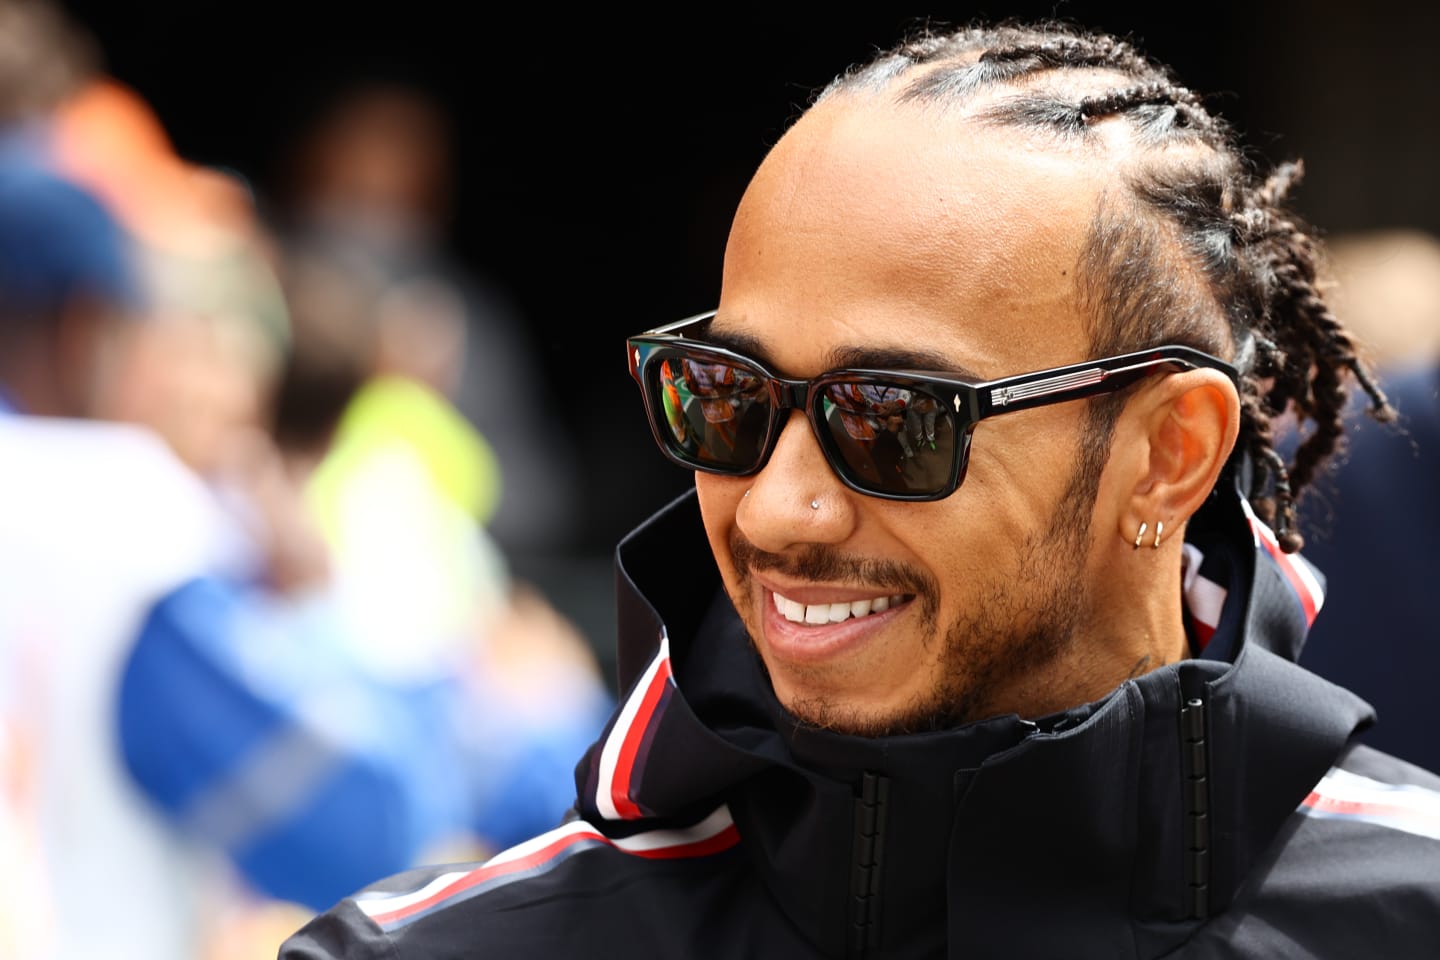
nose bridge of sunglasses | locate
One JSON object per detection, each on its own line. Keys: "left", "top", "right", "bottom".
{"left": 778, "top": 378, "right": 809, "bottom": 410}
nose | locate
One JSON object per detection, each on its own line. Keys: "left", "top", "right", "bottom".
{"left": 736, "top": 410, "right": 857, "bottom": 553}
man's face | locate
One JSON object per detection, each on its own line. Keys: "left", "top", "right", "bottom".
{"left": 695, "top": 94, "right": 1123, "bottom": 735}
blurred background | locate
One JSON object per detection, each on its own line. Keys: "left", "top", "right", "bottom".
{"left": 2, "top": 2, "right": 1437, "bottom": 958}
{"left": 49, "top": 0, "right": 1440, "bottom": 667}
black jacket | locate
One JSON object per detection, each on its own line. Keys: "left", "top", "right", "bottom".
{"left": 281, "top": 487, "right": 1440, "bottom": 959}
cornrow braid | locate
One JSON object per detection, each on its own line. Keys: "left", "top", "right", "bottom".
{"left": 1077, "top": 81, "right": 1221, "bottom": 141}
{"left": 817, "top": 20, "right": 1395, "bottom": 552}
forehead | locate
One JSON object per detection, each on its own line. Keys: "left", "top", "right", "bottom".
{"left": 716, "top": 93, "right": 1110, "bottom": 377}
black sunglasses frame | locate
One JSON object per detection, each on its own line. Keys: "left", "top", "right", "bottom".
{"left": 627, "top": 310, "right": 1241, "bottom": 502}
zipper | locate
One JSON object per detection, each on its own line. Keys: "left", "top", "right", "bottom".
{"left": 1180, "top": 696, "right": 1210, "bottom": 919}
{"left": 847, "top": 771, "right": 890, "bottom": 958}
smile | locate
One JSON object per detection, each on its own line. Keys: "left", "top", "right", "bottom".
{"left": 772, "top": 590, "right": 910, "bottom": 625}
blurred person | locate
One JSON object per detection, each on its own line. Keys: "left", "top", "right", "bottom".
{"left": 285, "top": 20, "right": 1440, "bottom": 960}
{"left": 0, "top": 16, "right": 612, "bottom": 955}
{"left": 278, "top": 147, "right": 617, "bottom": 777}
{"left": 20, "top": 54, "right": 292, "bottom": 482}
{"left": 1292, "top": 229, "right": 1440, "bottom": 773}
{"left": 0, "top": 8, "right": 246, "bottom": 958}
{"left": 0, "top": 0, "right": 288, "bottom": 475}
{"left": 280, "top": 225, "right": 616, "bottom": 830}
{"left": 114, "top": 162, "right": 614, "bottom": 960}
{"left": 280, "top": 230, "right": 510, "bottom": 674}
{"left": 277, "top": 79, "right": 583, "bottom": 556}
{"left": 0, "top": 158, "right": 248, "bottom": 960}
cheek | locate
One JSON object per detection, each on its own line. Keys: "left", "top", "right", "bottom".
{"left": 967, "top": 408, "right": 1087, "bottom": 519}
{"left": 695, "top": 474, "right": 742, "bottom": 575}
{"left": 914, "top": 414, "right": 1087, "bottom": 599}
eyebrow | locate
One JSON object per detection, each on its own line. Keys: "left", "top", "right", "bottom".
{"left": 705, "top": 323, "right": 985, "bottom": 380}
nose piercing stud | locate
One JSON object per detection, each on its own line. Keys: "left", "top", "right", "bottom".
{"left": 810, "top": 499, "right": 820, "bottom": 511}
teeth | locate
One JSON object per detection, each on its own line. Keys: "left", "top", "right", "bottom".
{"left": 773, "top": 591, "right": 905, "bottom": 624}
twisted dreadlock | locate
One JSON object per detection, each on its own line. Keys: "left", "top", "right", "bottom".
{"left": 815, "top": 21, "right": 1394, "bottom": 552}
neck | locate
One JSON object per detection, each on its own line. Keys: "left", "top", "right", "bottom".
{"left": 981, "top": 536, "right": 1190, "bottom": 721}
{"left": 1082, "top": 532, "right": 1193, "bottom": 689}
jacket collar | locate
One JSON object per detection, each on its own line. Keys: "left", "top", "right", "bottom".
{"left": 600, "top": 487, "right": 1373, "bottom": 957}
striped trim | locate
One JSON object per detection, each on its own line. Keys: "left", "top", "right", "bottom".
{"left": 1180, "top": 543, "right": 1226, "bottom": 650}
{"left": 1239, "top": 500, "right": 1324, "bottom": 626}
{"left": 179, "top": 723, "right": 340, "bottom": 854}
{"left": 1299, "top": 767, "right": 1440, "bottom": 842}
{"left": 356, "top": 805, "right": 738, "bottom": 931}
{"left": 595, "top": 630, "right": 674, "bottom": 820}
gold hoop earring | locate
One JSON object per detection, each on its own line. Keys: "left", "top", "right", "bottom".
{"left": 1153, "top": 520, "right": 1164, "bottom": 549}
{"left": 1133, "top": 522, "right": 1148, "bottom": 550}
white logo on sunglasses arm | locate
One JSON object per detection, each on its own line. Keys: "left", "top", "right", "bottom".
{"left": 991, "top": 368, "right": 1106, "bottom": 407}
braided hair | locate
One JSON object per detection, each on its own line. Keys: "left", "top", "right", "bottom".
{"left": 814, "top": 21, "right": 1394, "bottom": 552}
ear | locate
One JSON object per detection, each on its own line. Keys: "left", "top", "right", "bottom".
{"left": 1117, "top": 369, "right": 1240, "bottom": 546}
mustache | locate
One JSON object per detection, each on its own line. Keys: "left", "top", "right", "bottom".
{"left": 729, "top": 529, "right": 936, "bottom": 598}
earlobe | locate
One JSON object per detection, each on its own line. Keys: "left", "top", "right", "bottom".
{"left": 1118, "top": 371, "right": 1240, "bottom": 547}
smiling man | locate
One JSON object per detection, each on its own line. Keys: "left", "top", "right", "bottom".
{"left": 282, "top": 21, "right": 1440, "bottom": 960}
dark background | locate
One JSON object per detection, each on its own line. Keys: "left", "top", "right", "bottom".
{"left": 56, "top": 1, "right": 1440, "bottom": 664}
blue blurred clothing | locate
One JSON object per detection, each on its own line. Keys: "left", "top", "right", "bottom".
{"left": 1296, "top": 362, "right": 1440, "bottom": 773}
{"left": 118, "top": 574, "right": 614, "bottom": 913}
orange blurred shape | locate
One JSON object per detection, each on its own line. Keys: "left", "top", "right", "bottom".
{"left": 49, "top": 78, "right": 256, "bottom": 255}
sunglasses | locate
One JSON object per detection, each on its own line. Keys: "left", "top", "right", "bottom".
{"left": 628, "top": 311, "right": 1240, "bottom": 502}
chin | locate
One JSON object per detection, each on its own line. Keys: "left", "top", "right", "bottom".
{"left": 765, "top": 665, "right": 974, "bottom": 737}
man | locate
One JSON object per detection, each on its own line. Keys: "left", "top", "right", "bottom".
{"left": 281, "top": 21, "right": 1440, "bottom": 959}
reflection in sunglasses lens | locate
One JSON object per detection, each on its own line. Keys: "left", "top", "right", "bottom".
{"left": 655, "top": 357, "right": 771, "bottom": 470}
{"left": 821, "top": 381, "right": 952, "bottom": 496}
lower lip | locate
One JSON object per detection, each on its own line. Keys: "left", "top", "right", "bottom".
{"left": 760, "top": 592, "right": 907, "bottom": 665}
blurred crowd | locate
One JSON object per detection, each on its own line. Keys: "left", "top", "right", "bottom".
{"left": 0, "top": 2, "right": 610, "bottom": 958}
{"left": 2, "top": 2, "right": 1439, "bottom": 959}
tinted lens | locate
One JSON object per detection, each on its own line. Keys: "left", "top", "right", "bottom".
{"left": 647, "top": 353, "right": 774, "bottom": 472}
{"left": 817, "top": 380, "right": 957, "bottom": 497}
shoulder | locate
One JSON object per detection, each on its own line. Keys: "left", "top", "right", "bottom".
{"left": 1287, "top": 744, "right": 1440, "bottom": 876}
{"left": 279, "top": 809, "right": 748, "bottom": 959}
{"left": 1179, "top": 744, "right": 1440, "bottom": 958}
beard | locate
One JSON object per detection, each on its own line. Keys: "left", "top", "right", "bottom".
{"left": 727, "top": 439, "right": 1104, "bottom": 738}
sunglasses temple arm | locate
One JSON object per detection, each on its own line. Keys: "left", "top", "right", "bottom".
{"left": 974, "top": 358, "right": 1202, "bottom": 419}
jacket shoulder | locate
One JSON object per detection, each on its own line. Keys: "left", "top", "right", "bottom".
{"left": 1175, "top": 743, "right": 1440, "bottom": 959}
{"left": 279, "top": 810, "right": 749, "bottom": 959}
